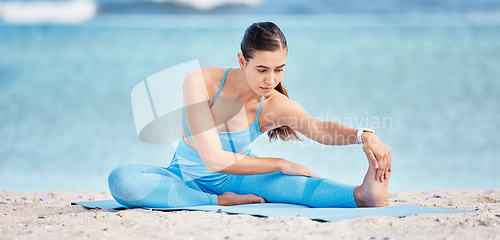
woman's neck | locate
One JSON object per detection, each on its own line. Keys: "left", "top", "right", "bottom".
{"left": 229, "top": 68, "right": 262, "bottom": 104}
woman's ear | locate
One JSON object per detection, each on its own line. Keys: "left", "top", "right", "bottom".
{"left": 237, "top": 52, "right": 246, "bottom": 70}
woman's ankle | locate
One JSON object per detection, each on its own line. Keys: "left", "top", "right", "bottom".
{"left": 353, "top": 185, "right": 371, "bottom": 207}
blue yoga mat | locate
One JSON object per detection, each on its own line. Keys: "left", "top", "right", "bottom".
{"left": 71, "top": 200, "right": 475, "bottom": 222}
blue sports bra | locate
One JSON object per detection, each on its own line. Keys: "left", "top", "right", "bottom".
{"left": 181, "top": 68, "right": 265, "bottom": 153}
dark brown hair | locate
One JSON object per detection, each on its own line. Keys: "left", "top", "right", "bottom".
{"left": 241, "top": 22, "right": 302, "bottom": 142}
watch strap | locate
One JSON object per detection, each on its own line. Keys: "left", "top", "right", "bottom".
{"left": 357, "top": 128, "right": 374, "bottom": 144}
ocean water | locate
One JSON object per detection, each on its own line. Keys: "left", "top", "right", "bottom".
{"left": 1, "top": 2, "right": 499, "bottom": 192}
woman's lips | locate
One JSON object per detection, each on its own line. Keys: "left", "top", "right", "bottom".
{"left": 261, "top": 87, "right": 273, "bottom": 91}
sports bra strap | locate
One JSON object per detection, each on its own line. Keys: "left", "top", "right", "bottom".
{"left": 209, "top": 68, "right": 231, "bottom": 108}
{"left": 255, "top": 96, "right": 264, "bottom": 121}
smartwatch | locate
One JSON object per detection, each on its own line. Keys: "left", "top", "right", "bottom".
{"left": 357, "top": 127, "right": 374, "bottom": 144}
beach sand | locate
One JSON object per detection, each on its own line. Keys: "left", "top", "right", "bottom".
{"left": 0, "top": 189, "right": 498, "bottom": 239}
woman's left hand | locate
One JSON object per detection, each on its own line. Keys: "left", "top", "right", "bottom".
{"left": 361, "top": 133, "right": 392, "bottom": 182}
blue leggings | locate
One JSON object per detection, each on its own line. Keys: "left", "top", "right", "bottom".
{"left": 108, "top": 140, "right": 359, "bottom": 208}
{"left": 108, "top": 164, "right": 359, "bottom": 208}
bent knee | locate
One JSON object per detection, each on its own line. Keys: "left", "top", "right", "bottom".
{"left": 108, "top": 164, "right": 143, "bottom": 188}
{"left": 108, "top": 164, "right": 179, "bottom": 207}
{"left": 108, "top": 164, "right": 153, "bottom": 206}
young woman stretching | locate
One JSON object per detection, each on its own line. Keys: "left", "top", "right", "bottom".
{"left": 108, "top": 22, "right": 392, "bottom": 208}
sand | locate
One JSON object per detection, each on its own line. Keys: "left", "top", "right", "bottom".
{"left": 0, "top": 189, "right": 498, "bottom": 240}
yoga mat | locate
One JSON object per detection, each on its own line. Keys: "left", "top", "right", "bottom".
{"left": 71, "top": 200, "right": 475, "bottom": 222}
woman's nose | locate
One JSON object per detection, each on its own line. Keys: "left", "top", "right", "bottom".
{"left": 265, "top": 73, "right": 274, "bottom": 85}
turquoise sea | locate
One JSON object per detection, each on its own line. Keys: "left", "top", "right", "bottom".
{"left": 1, "top": 1, "right": 499, "bottom": 192}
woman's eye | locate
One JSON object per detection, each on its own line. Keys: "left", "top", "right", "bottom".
{"left": 257, "top": 69, "right": 283, "bottom": 73}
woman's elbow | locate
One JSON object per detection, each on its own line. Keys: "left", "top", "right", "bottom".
{"left": 202, "top": 151, "right": 235, "bottom": 173}
{"left": 200, "top": 152, "right": 222, "bottom": 173}
{"left": 205, "top": 162, "right": 218, "bottom": 173}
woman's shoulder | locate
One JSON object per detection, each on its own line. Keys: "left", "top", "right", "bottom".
{"left": 263, "top": 89, "right": 301, "bottom": 116}
{"left": 265, "top": 89, "right": 295, "bottom": 106}
{"left": 260, "top": 90, "right": 303, "bottom": 131}
{"left": 183, "top": 66, "right": 228, "bottom": 92}
{"left": 185, "top": 66, "right": 228, "bottom": 88}
{"left": 200, "top": 66, "right": 228, "bottom": 79}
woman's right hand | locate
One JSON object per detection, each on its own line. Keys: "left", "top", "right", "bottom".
{"left": 280, "top": 159, "right": 321, "bottom": 178}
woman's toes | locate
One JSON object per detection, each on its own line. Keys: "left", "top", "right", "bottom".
{"left": 218, "top": 192, "right": 266, "bottom": 206}
{"left": 255, "top": 196, "right": 266, "bottom": 203}
{"left": 247, "top": 194, "right": 265, "bottom": 203}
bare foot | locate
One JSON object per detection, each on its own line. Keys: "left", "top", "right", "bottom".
{"left": 353, "top": 163, "right": 390, "bottom": 207}
{"left": 217, "top": 192, "right": 266, "bottom": 206}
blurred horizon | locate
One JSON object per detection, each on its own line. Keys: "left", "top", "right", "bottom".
{"left": 2, "top": 0, "right": 500, "bottom": 30}
{"left": 1, "top": 0, "right": 500, "bottom": 21}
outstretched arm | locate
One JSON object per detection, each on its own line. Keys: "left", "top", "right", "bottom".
{"left": 263, "top": 96, "right": 358, "bottom": 145}
{"left": 266, "top": 96, "right": 391, "bottom": 182}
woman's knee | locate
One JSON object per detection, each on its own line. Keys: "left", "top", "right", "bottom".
{"left": 107, "top": 164, "right": 181, "bottom": 207}
{"left": 108, "top": 164, "right": 150, "bottom": 204}
{"left": 108, "top": 164, "right": 143, "bottom": 187}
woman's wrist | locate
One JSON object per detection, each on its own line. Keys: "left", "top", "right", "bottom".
{"left": 361, "top": 131, "right": 376, "bottom": 145}
{"left": 357, "top": 128, "right": 375, "bottom": 144}
{"left": 277, "top": 158, "right": 289, "bottom": 171}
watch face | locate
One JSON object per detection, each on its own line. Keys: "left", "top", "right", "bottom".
{"left": 362, "top": 128, "right": 374, "bottom": 133}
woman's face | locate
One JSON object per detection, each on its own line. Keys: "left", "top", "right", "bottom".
{"left": 239, "top": 49, "right": 287, "bottom": 96}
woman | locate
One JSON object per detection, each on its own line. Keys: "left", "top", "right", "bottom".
{"left": 109, "top": 22, "right": 392, "bottom": 208}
